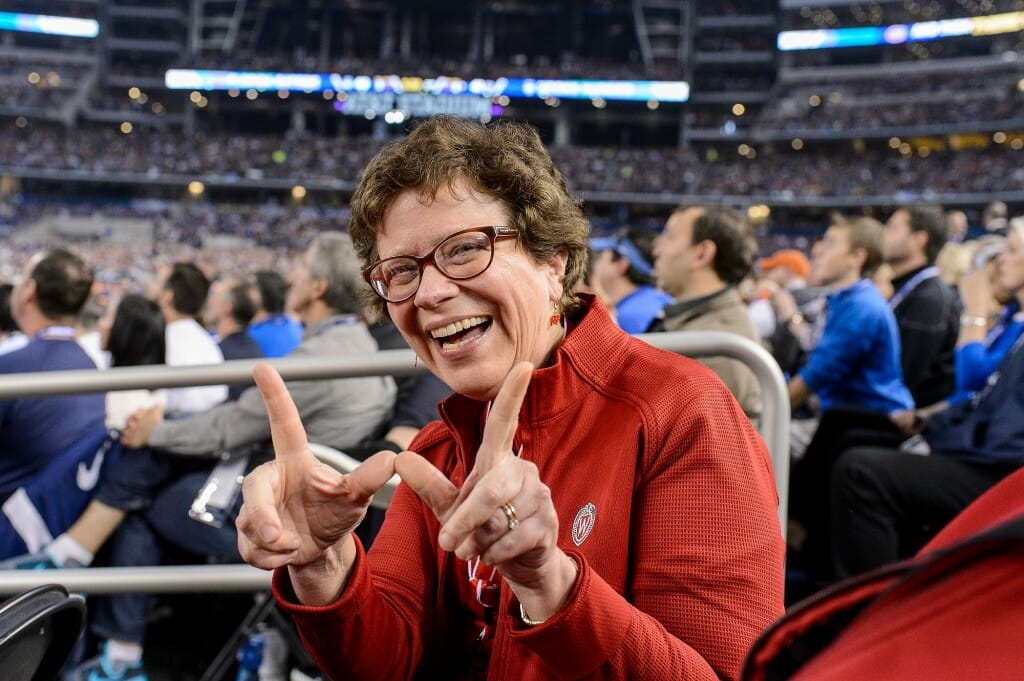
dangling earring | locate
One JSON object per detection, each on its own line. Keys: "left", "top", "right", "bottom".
{"left": 549, "top": 301, "right": 562, "bottom": 327}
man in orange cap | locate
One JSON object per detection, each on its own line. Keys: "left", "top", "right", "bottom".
{"left": 758, "top": 248, "right": 825, "bottom": 376}
{"left": 759, "top": 249, "right": 810, "bottom": 287}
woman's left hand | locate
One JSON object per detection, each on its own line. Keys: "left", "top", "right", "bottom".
{"left": 396, "top": 362, "right": 578, "bottom": 623}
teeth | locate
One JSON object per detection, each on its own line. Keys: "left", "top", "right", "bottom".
{"left": 430, "top": 316, "right": 488, "bottom": 339}
{"left": 441, "top": 335, "right": 478, "bottom": 350}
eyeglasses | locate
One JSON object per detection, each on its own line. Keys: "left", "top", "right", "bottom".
{"left": 362, "top": 226, "right": 518, "bottom": 303}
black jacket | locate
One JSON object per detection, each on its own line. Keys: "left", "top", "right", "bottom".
{"left": 891, "top": 268, "right": 960, "bottom": 407}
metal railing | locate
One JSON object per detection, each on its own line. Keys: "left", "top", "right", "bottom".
{"left": 0, "top": 330, "right": 788, "bottom": 595}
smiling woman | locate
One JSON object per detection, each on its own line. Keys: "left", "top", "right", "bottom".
{"left": 236, "top": 115, "right": 785, "bottom": 681}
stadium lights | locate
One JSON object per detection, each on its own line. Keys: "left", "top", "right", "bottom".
{"left": 777, "top": 10, "right": 1024, "bottom": 51}
{"left": 748, "top": 205, "right": 771, "bottom": 222}
{"left": 164, "top": 69, "right": 689, "bottom": 103}
{"left": 0, "top": 11, "right": 98, "bottom": 38}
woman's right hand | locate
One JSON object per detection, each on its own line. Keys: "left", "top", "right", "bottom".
{"left": 958, "top": 266, "right": 994, "bottom": 317}
{"left": 235, "top": 363, "right": 397, "bottom": 579}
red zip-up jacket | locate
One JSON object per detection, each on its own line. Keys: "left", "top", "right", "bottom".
{"left": 273, "top": 298, "right": 785, "bottom": 680}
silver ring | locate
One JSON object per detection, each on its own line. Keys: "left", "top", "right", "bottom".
{"left": 501, "top": 502, "right": 520, "bottom": 531}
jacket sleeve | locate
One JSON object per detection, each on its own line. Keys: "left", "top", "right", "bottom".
{"left": 896, "top": 291, "right": 953, "bottom": 397}
{"left": 147, "top": 388, "right": 265, "bottom": 455}
{"left": 148, "top": 376, "right": 332, "bottom": 455}
{"left": 955, "top": 321, "right": 1024, "bottom": 395}
{"left": 510, "top": 373, "right": 785, "bottom": 680}
{"left": 271, "top": 470, "right": 447, "bottom": 681}
{"left": 955, "top": 342, "right": 997, "bottom": 395}
{"left": 799, "top": 303, "right": 871, "bottom": 393}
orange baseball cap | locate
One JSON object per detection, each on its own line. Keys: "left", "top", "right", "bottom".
{"left": 758, "top": 249, "right": 810, "bottom": 279}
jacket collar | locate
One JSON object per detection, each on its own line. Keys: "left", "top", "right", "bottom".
{"left": 661, "top": 285, "right": 740, "bottom": 324}
{"left": 302, "top": 314, "right": 359, "bottom": 339}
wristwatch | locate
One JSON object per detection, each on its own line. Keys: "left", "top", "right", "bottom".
{"left": 960, "top": 314, "right": 988, "bottom": 328}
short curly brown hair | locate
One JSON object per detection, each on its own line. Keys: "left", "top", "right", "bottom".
{"left": 348, "top": 115, "right": 590, "bottom": 319}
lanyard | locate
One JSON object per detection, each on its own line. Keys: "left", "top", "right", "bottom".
{"left": 34, "top": 325, "right": 77, "bottom": 341}
{"left": 888, "top": 266, "right": 939, "bottom": 311}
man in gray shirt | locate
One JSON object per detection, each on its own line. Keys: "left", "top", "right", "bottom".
{"left": 126, "top": 233, "right": 395, "bottom": 454}
{"left": 16, "top": 233, "right": 396, "bottom": 681}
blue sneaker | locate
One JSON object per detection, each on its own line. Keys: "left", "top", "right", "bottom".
{"left": 0, "top": 550, "right": 76, "bottom": 570}
{"left": 65, "top": 644, "right": 148, "bottom": 681}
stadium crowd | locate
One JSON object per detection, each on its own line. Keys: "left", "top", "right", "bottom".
{"left": 0, "top": 114, "right": 1021, "bottom": 680}
{"left": 3, "top": 124, "right": 1024, "bottom": 204}
{"left": 0, "top": 0, "right": 1019, "bottom": 676}
{"left": 761, "top": 93, "right": 1023, "bottom": 133}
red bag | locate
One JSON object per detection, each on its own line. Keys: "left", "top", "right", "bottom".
{"left": 743, "top": 467, "right": 1024, "bottom": 681}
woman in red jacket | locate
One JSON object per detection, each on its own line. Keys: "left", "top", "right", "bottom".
{"left": 237, "top": 116, "right": 784, "bottom": 681}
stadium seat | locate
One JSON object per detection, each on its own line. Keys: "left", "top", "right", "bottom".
{"left": 0, "top": 584, "right": 85, "bottom": 681}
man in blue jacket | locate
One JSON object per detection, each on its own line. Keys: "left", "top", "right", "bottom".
{"left": 786, "top": 215, "right": 914, "bottom": 588}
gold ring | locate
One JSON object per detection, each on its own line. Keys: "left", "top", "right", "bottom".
{"left": 501, "top": 502, "right": 520, "bottom": 531}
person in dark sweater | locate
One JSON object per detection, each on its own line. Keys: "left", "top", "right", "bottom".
{"left": 884, "top": 204, "right": 961, "bottom": 408}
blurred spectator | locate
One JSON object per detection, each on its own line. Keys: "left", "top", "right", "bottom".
{"left": 100, "top": 294, "right": 167, "bottom": 431}
{"left": 152, "top": 262, "right": 228, "bottom": 415}
{"left": 248, "top": 269, "right": 303, "bottom": 357}
{"left": 983, "top": 200, "right": 1009, "bottom": 236}
{"left": 650, "top": 205, "right": 762, "bottom": 420}
{"left": 76, "top": 293, "right": 110, "bottom": 370}
{"left": 786, "top": 216, "right": 914, "bottom": 585}
{"left": 759, "top": 249, "right": 810, "bottom": 289}
{"left": 830, "top": 219, "right": 1024, "bottom": 577}
{"left": 206, "top": 278, "right": 264, "bottom": 400}
{"left": 35, "top": 232, "right": 397, "bottom": 680}
{"left": 883, "top": 205, "right": 960, "bottom": 408}
{"left": 0, "top": 249, "right": 106, "bottom": 559}
{"left": 936, "top": 242, "right": 973, "bottom": 286}
{"left": 948, "top": 234, "right": 1024, "bottom": 406}
{"left": 741, "top": 275, "right": 778, "bottom": 340}
{"left": 872, "top": 262, "right": 896, "bottom": 301}
{"left": 759, "top": 249, "right": 827, "bottom": 376}
{"left": 946, "top": 209, "right": 969, "bottom": 245}
{"left": 587, "top": 226, "right": 671, "bottom": 334}
{"left": 0, "top": 282, "right": 27, "bottom": 356}
{"left": 788, "top": 216, "right": 913, "bottom": 420}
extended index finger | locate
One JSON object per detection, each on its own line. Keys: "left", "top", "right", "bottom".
{"left": 476, "top": 362, "right": 533, "bottom": 471}
{"left": 253, "top": 362, "right": 310, "bottom": 461}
